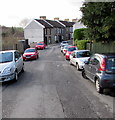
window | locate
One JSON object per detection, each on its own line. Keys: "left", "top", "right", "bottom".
{"left": 106, "top": 58, "right": 115, "bottom": 72}
{"left": 15, "top": 51, "right": 21, "bottom": 60}
{"left": 77, "top": 51, "right": 90, "bottom": 58}
{"left": 0, "top": 52, "right": 13, "bottom": 63}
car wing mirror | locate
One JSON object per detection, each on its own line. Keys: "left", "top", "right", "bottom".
{"left": 15, "top": 58, "right": 18, "bottom": 61}
{"left": 73, "top": 55, "right": 76, "bottom": 58}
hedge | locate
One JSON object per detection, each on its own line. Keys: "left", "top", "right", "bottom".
{"left": 75, "top": 40, "right": 90, "bottom": 50}
{"left": 73, "top": 28, "right": 87, "bottom": 40}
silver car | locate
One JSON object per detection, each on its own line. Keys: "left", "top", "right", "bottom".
{"left": 70, "top": 50, "right": 91, "bottom": 70}
{"left": 0, "top": 50, "right": 24, "bottom": 82}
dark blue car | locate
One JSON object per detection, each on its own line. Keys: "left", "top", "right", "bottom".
{"left": 82, "top": 53, "right": 115, "bottom": 93}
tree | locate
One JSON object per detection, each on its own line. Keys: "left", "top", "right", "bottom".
{"left": 80, "top": 2, "right": 115, "bottom": 42}
{"left": 19, "top": 18, "right": 30, "bottom": 27}
{"left": 11, "top": 27, "right": 15, "bottom": 35}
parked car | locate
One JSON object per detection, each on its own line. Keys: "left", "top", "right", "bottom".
{"left": 62, "top": 45, "right": 71, "bottom": 55}
{"left": 70, "top": 50, "right": 91, "bottom": 70}
{"left": 35, "top": 42, "right": 46, "bottom": 50}
{"left": 61, "top": 44, "right": 70, "bottom": 53}
{"left": 60, "top": 41, "right": 68, "bottom": 47}
{"left": 65, "top": 46, "right": 78, "bottom": 60}
{"left": 82, "top": 53, "right": 115, "bottom": 93}
{"left": 23, "top": 48, "right": 39, "bottom": 61}
{"left": 0, "top": 50, "right": 24, "bottom": 82}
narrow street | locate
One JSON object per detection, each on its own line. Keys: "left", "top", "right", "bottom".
{"left": 1, "top": 45, "right": 114, "bottom": 118}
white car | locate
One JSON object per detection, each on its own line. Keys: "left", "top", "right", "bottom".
{"left": 60, "top": 41, "right": 68, "bottom": 47}
{"left": 0, "top": 50, "right": 24, "bottom": 82}
{"left": 62, "top": 45, "right": 72, "bottom": 55}
{"left": 69, "top": 50, "right": 91, "bottom": 70}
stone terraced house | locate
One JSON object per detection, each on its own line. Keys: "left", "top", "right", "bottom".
{"left": 24, "top": 16, "right": 75, "bottom": 45}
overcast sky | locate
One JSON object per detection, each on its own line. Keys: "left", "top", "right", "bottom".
{"left": 0, "top": 0, "right": 84, "bottom": 27}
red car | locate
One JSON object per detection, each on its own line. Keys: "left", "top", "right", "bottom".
{"left": 35, "top": 42, "right": 46, "bottom": 50}
{"left": 23, "top": 48, "right": 39, "bottom": 61}
{"left": 65, "top": 46, "right": 78, "bottom": 60}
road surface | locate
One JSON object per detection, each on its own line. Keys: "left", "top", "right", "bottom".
{"left": 1, "top": 44, "right": 114, "bottom": 118}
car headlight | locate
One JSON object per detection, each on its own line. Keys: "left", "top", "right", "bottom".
{"left": 2, "top": 67, "right": 13, "bottom": 75}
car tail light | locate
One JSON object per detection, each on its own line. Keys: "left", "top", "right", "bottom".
{"left": 64, "top": 50, "right": 67, "bottom": 52}
{"left": 98, "top": 58, "right": 106, "bottom": 71}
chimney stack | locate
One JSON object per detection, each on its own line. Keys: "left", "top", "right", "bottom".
{"left": 40, "top": 16, "right": 46, "bottom": 20}
{"left": 54, "top": 17, "right": 59, "bottom": 21}
{"left": 72, "top": 19, "right": 78, "bottom": 22}
{"left": 64, "top": 19, "right": 69, "bottom": 22}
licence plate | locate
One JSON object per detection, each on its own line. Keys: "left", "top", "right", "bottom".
{"left": 26, "top": 57, "right": 31, "bottom": 58}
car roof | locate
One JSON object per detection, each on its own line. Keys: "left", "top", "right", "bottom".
{"left": 73, "top": 50, "right": 90, "bottom": 52}
{"left": 26, "top": 48, "right": 35, "bottom": 50}
{"left": 0, "top": 50, "right": 17, "bottom": 53}
{"left": 95, "top": 53, "right": 115, "bottom": 57}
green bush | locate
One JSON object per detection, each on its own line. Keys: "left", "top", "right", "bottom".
{"left": 73, "top": 28, "right": 87, "bottom": 40}
{"left": 75, "top": 40, "right": 90, "bottom": 50}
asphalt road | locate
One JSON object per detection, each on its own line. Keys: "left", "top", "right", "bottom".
{"left": 1, "top": 44, "right": 115, "bottom": 119}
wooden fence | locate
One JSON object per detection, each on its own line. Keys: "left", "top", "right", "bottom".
{"left": 86, "top": 42, "right": 115, "bottom": 54}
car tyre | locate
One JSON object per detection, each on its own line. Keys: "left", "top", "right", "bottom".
{"left": 69, "top": 60, "right": 72, "bottom": 65}
{"left": 76, "top": 63, "right": 80, "bottom": 71}
{"left": 14, "top": 71, "right": 18, "bottom": 82}
{"left": 82, "top": 70, "right": 87, "bottom": 79}
{"left": 95, "top": 79, "right": 103, "bottom": 94}
{"left": 21, "top": 65, "right": 24, "bottom": 73}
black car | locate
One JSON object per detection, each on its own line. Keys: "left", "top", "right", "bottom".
{"left": 82, "top": 53, "right": 115, "bottom": 93}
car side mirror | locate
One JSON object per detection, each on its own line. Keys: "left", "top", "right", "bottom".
{"left": 73, "top": 55, "right": 76, "bottom": 58}
{"left": 15, "top": 58, "right": 18, "bottom": 61}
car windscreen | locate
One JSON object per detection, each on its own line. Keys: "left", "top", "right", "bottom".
{"left": 64, "top": 46, "right": 69, "bottom": 49}
{"left": 68, "top": 47, "right": 77, "bottom": 52}
{"left": 37, "top": 43, "right": 43, "bottom": 45}
{"left": 62, "top": 41, "right": 68, "bottom": 44}
{"left": 0, "top": 52, "right": 13, "bottom": 63}
{"left": 106, "top": 57, "right": 115, "bottom": 73}
{"left": 25, "top": 49, "right": 35, "bottom": 53}
{"left": 77, "top": 51, "right": 90, "bottom": 58}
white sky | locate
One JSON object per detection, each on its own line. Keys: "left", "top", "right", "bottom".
{"left": 0, "top": 0, "right": 84, "bottom": 27}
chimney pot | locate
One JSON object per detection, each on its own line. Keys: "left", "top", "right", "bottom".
{"left": 54, "top": 17, "right": 59, "bottom": 21}
{"left": 64, "top": 19, "right": 69, "bottom": 22}
{"left": 40, "top": 16, "right": 46, "bottom": 20}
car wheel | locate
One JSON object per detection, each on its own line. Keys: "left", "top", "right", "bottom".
{"left": 69, "top": 60, "right": 72, "bottom": 65}
{"left": 14, "top": 71, "right": 18, "bottom": 81}
{"left": 95, "top": 79, "right": 103, "bottom": 94}
{"left": 76, "top": 63, "right": 80, "bottom": 71}
{"left": 82, "top": 70, "right": 87, "bottom": 79}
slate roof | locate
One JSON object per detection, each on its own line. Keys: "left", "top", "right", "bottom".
{"left": 59, "top": 21, "right": 75, "bottom": 27}
{"left": 35, "top": 19, "right": 75, "bottom": 28}
{"left": 45, "top": 20, "right": 64, "bottom": 28}
{"left": 35, "top": 19, "right": 53, "bottom": 28}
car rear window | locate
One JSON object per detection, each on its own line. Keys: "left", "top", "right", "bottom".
{"left": 106, "top": 57, "right": 115, "bottom": 73}
{"left": 68, "top": 47, "right": 77, "bottom": 52}
{"left": 77, "top": 51, "right": 90, "bottom": 58}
